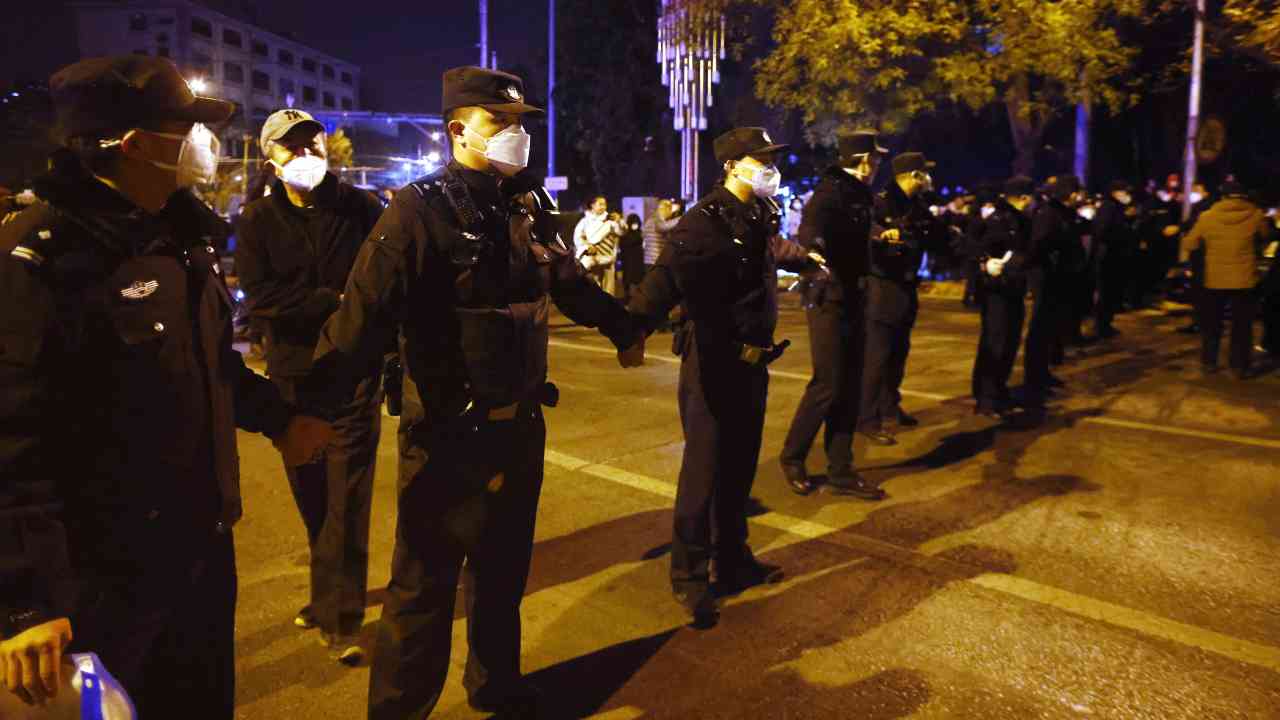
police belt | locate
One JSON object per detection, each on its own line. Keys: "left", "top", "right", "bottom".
{"left": 461, "top": 382, "right": 561, "bottom": 423}
{"left": 736, "top": 339, "right": 791, "bottom": 366}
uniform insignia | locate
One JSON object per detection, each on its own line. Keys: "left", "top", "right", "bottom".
{"left": 37, "top": 230, "right": 52, "bottom": 240}
{"left": 120, "top": 280, "right": 160, "bottom": 300}
{"left": 505, "top": 85, "right": 522, "bottom": 101}
{"left": 762, "top": 130, "right": 773, "bottom": 143}
{"left": 1, "top": 211, "right": 20, "bottom": 225}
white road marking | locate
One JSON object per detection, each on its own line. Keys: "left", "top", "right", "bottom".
{"left": 542, "top": 449, "right": 1280, "bottom": 674}
{"left": 548, "top": 339, "right": 1280, "bottom": 448}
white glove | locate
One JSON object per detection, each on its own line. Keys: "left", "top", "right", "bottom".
{"left": 985, "top": 258, "right": 1005, "bottom": 277}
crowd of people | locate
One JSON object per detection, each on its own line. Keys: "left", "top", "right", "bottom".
{"left": 1, "top": 53, "right": 1278, "bottom": 720}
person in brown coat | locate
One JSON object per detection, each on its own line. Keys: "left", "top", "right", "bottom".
{"left": 1180, "top": 181, "right": 1275, "bottom": 378}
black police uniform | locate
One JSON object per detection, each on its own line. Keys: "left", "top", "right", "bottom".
{"left": 968, "top": 194, "right": 1032, "bottom": 413}
{"left": 859, "top": 173, "right": 949, "bottom": 434}
{"left": 236, "top": 172, "right": 385, "bottom": 639}
{"left": 0, "top": 163, "right": 295, "bottom": 719}
{"left": 308, "top": 68, "right": 638, "bottom": 719}
{"left": 780, "top": 160, "right": 876, "bottom": 492}
{"left": 630, "top": 128, "right": 817, "bottom": 613}
{"left": 1091, "top": 193, "right": 1139, "bottom": 337}
{"left": 1023, "top": 188, "right": 1083, "bottom": 406}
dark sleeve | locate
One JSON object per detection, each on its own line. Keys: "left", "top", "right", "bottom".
{"left": 547, "top": 238, "right": 639, "bottom": 350}
{"left": 772, "top": 235, "right": 818, "bottom": 273}
{"left": 796, "top": 184, "right": 836, "bottom": 252}
{"left": 1030, "top": 207, "right": 1056, "bottom": 265}
{"left": 234, "top": 208, "right": 341, "bottom": 334}
{"left": 0, "top": 252, "right": 75, "bottom": 635}
{"left": 227, "top": 345, "right": 293, "bottom": 437}
{"left": 633, "top": 212, "right": 734, "bottom": 339}
{"left": 627, "top": 241, "right": 683, "bottom": 332}
{"left": 308, "top": 190, "right": 414, "bottom": 411}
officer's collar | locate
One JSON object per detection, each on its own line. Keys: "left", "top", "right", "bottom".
{"left": 824, "top": 164, "right": 869, "bottom": 189}
{"left": 448, "top": 160, "right": 502, "bottom": 202}
{"left": 271, "top": 173, "right": 339, "bottom": 213}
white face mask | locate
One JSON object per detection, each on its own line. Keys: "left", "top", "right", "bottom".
{"left": 1078, "top": 206, "right": 1097, "bottom": 220}
{"left": 1115, "top": 192, "right": 1132, "bottom": 206}
{"left": 138, "top": 123, "right": 220, "bottom": 187}
{"left": 464, "top": 122, "right": 531, "bottom": 176}
{"left": 1189, "top": 192, "right": 1204, "bottom": 205}
{"left": 980, "top": 204, "right": 996, "bottom": 219}
{"left": 735, "top": 164, "right": 782, "bottom": 198}
{"left": 272, "top": 154, "right": 328, "bottom": 191}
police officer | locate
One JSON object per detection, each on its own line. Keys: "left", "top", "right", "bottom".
{"left": 629, "top": 127, "right": 822, "bottom": 623}
{"left": 1091, "top": 180, "right": 1140, "bottom": 339}
{"left": 1024, "top": 174, "right": 1085, "bottom": 409}
{"left": 307, "top": 67, "right": 643, "bottom": 719}
{"left": 858, "top": 152, "right": 949, "bottom": 446}
{"left": 779, "top": 131, "right": 888, "bottom": 500}
{"left": 235, "top": 108, "right": 386, "bottom": 663}
{"left": 0, "top": 56, "right": 331, "bottom": 718}
{"left": 968, "top": 176, "right": 1035, "bottom": 417}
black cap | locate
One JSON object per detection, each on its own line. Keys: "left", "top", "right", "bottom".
{"left": 892, "top": 152, "right": 935, "bottom": 176}
{"left": 1220, "top": 180, "right": 1247, "bottom": 197}
{"left": 1109, "top": 179, "right": 1132, "bottom": 193}
{"left": 838, "top": 131, "right": 888, "bottom": 160}
{"left": 1047, "top": 174, "right": 1082, "bottom": 200}
{"left": 49, "top": 55, "right": 234, "bottom": 141}
{"left": 442, "top": 66, "right": 543, "bottom": 116}
{"left": 713, "top": 127, "right": 788, "bottom": 163}
{"left": 1003, "top": 176, "right": 1035, "bottom": 196}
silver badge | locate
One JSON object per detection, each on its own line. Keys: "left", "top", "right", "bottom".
{"left": 120, "top": 280, "right": 159, "bottom": 301}
{"left": 506, "top": 85, "right": 522, "bottom": 101}
{"left": 762, "top": 130, "right": 773, "bottom": 143}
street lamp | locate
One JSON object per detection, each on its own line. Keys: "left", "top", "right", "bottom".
{"left": 188, "top": 77, "right": 208, "bottom": 94}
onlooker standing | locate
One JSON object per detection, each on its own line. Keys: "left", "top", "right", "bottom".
{"left": 642, "top": 198, "right": 680, "bottom": 270}
{"left": 1180, "top": 181, "right": 1275, "bottom": 378}
{"left": 235, "top": 109, "right": 386, "bottom": 663}
{"left": 1091, "top": 180, "right": 1140, "bottom": 338}
{"left": 619, "top": 212, "right": 646, "bottom": 299}
{"left": 575, "top": 195, "right": 621, "bottom": 296}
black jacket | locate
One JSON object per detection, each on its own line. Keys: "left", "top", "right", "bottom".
{"left": 967, "top": 199, "right": 1033, "bottom": 293}
{"left": 0, "top": 166, "right": 292, "bottom": 637}
{"left": 310, "top": 162, "right": 638, "bottom": 426}
{"left": 1092, "top": 197, "right": 1139, "bottom": 265}
{"left": 629, "top": 185, "right": 813, "bottom": 354}
{"left": 796, "top": 166, "right": 874, "bottom": 303}
{"left": 1032, "top": 199, "right": 1087, "bottom": 282}
{"left": 235, "top": 174, "right": 384, "bottom": 377}
{"left": 868, "top": 182, "right": 950, "bottom": 285}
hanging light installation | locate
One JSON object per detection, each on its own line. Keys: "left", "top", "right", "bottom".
{"left": 658, "top": 0, "right": 726, "bottom": 201}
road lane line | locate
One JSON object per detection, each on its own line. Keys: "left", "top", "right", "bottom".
{"left": 547, "top": 339, "right": 951, "bottom": 401}
{"left": 548, "top": 339, "right": 1280, "bottom": 448}
{"left": 542, "top": 449, "right": 1280, "bottom": 673}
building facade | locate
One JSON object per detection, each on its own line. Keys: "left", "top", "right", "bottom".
{"left": 71, "top": 1, "right": 361, "bottom": 155}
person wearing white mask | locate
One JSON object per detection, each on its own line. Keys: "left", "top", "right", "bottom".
{"left": 629, "top": 127, "right": 826, "bottom": 625}
{"left": 234, "top": 108, "right": 386, "bottom": 665}
{"left": 0, "top": 56, "right": 332, "bottom": 719}
{"left": 574, "top": 195, "right": 622, "bottom": 295}
{"left": 306, "top": 66, "right": 645, "bottom": 719}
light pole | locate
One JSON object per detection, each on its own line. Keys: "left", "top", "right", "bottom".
{"left": 479, "top": 0, "right": 489, "bottom": 68}
{"left": 1182, "top": 0, "right": 1206, "bottom": 222}
{"left": 548, "top": 0, "right": 556, "bottom": 190}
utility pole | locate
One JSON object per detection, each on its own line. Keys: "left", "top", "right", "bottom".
{"left": 1182, "top": 0, "right": 1205, "bottom": 221}
{"left": 241, "top": 133, "right": 251, "bottom": 196}
{"left": 1073, "top": 71, "right": 1091, "bottom": 188}
{"left": 479, "top": 0, "right": 489, "bottom": 68}
{"left": 548, "top": 0, "right": 556, "bottom": 191}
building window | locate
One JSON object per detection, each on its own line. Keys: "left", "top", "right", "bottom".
{"left": 322, "top": 64, "right": 334, "bottom": 80}
{"left": 129, "top": 13, "right": 148, "bottom": 31}
{"left": 252, "top": 106, "right": 270, "bottom": 120}
{"left": 223, "top": 29, "right": 242, "bottom": 48}
{"left": 252, "top": 40, "right": 268, "bottom": 57}
{"left": 192, "top": 52, "right": 213, "bottom": 74}
{"left": 224, "top": 62, "right": 244, "bottom": 84}
{"left": 278, "top": 49, "right": 294, "bottom": 66}
{"left": 322, "top": 91, "right": 335, "bottom": 108}
{"left": 279, "top": 78, "right": 295, "bottom": 97}
{"left": 302, "top": 85, "right": 317, "bottom": 103}
{"left": 340, "top": 71, "right": 353, "bottom": 85}
{"left": 301, "top": 58, "right": 316, "bottom": 73}
{"left": 156, "top": 46, "right": 170, "bottom": 58}
{"left": 251, "top": 70, "right": 271, "bottom": 92}
{"left": 340, "top": 97, "right": 353, "bottom": 110}
{"left": 191, "top": 17, "right": 212, "bottom": 38}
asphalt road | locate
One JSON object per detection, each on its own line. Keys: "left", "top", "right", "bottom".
{"left": 230, "top": 294, "right": 1280, "bottom": 719}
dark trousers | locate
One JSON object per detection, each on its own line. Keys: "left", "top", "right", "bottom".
{"left": 972, "top": 288, "right": 1026, "bottom": 411}
{"left": 71, "top": 527, "right": 237, "bottom": 720}
{"left": 672, "top": 338, "right": 769, "bottom": 589}
{"left": 859, "top": 311, "right": 914, "bottom": 430}
{"left": 273, "top": 374, "right": 382, "bottom": 636}
{"left": 1199, "top": 288, "right": 1259, "bottom": 372}
{"left": 1263, "top": 271, "right": 1280, "bottom": 353}
{"left": 781, "top": 298, "right": 862, "bottom": 474}
{"left": 1023, "top": 271, "right": 1063, "bottom": 405}
{"left": 369, "top": 410, "right": 546, "bottom": 720}
{"left": 1096, "top": 257, "right": 1128, "bottom": 333}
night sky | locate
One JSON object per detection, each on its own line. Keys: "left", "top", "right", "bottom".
{"left": 0, "top": 0, "right": 552, "bottom": 113}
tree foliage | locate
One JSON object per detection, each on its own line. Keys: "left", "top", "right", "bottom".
{"left": 326, "top": 128, "right": 354, "bottom": 170}
{"left": 1225, "top": 0, "right": 1280, "bottom": 63}
{"left": 686, "top": 0, "right": 1146, "bottom": 174}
